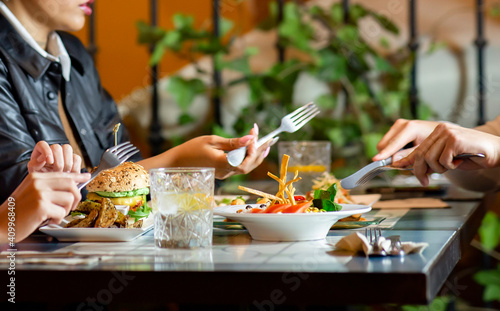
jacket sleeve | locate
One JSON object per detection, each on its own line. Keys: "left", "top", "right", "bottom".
{"left": 0, "top": 58, "right": 35, "bottom": 204}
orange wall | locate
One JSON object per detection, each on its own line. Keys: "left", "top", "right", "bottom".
{"left": 73, "top": 0, "right": 264, "bottom": 101}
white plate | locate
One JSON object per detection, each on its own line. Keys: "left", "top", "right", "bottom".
{"left": 214, "top": 204, "right": 371, "bottom": 241}
{"left": 39, "top": 215, "right": 154, "bottom": 242}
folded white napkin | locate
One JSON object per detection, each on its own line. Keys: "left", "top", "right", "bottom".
{"left": 335, "top": 232, "right": 428, "bottom": 256}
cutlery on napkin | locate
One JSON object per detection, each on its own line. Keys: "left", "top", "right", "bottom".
{"left": 335, "top": 232, "right": 428, "bottom": 256}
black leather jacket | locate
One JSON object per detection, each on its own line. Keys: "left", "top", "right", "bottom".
{"left": 0, "top": 15, "right": 141, "bottom": 203}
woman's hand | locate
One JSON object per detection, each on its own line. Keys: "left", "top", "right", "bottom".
{"left": 392, "top": 123, "right": 500, "bottom": 186}
{"left": 171, "top": 124, "right": 271, "bottom": 179}
{"left": 373, "top": 119, "right": 443, "bottom": 161}
{"left": 28, "top": 141, "right": 82, "bottom": 173}
{"left": 141, "top": 124, "right": 272, "bottom": 179}
{"left": 0, "top": 172, "right": 90, "bottom": 243}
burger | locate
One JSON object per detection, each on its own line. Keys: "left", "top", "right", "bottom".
{"left": 85, "top": 162, "right": 151, "bottom": 219}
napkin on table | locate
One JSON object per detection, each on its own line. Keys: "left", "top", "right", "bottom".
{"left": 335, "top": 232, "right": 428, "bottom": 256}
{"left": 372, "top": 198, "right": 449, "bottom": 209}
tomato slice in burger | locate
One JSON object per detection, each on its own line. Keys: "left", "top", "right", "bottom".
{"left": 264, "top": 203, "right": 291, "bottom": 213}
{"left": 282, "top": 201, "right": 312, "bottom": 213}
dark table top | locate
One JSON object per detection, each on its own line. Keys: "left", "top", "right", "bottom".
{"left": 1, "top": 195, "right": 486, "bottom": 306}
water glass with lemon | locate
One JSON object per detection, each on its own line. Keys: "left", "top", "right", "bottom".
{"left": 150, "top": 168, "right": 215, "bottom": 249}
{"left": 278, "top": 141, "right": 331, "bottom": 195}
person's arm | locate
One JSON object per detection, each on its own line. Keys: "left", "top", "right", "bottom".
{"left": 440, "top": 115, "right": 500, "bottom": 192}
{"left": 392, "top": 123, "right": 500, "bottom": 189}
{"left": 137, "top": 125, "right": 272, "bottom": 179}
{"left": 0, "top": 172, "right": 90, "bottom": 243}
{"left": 0, "top": 57, "right": 38, "bottom": 203}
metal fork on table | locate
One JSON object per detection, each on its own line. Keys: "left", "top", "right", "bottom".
{"left": 365, "top": 228, "right": 387, "bottom": 257}
{"left": 226, "top": 102, "right": 320, "bottom": 167}
{"left": 39, "top": 142, "right": 139, "bottom": 228}
{"left": 77, "top": 141, "right": 140, "bottom": 190}
{"left": 340, "top": 153, "right": 485, "bottom": 190}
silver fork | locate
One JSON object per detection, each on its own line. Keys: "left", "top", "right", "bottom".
{"left": 226, "top": 102, "right": 320, "bottom": 167}
{"left": 341, "top": 153, "right": 485, "bottom": 189}
{"left": 77, "top": 141, "right": 140, "bottom": 190}
{"left": 39, "top": 142, "right": 139, "bottom": 228}
{"left": 365, "top": 228, "right": 387, "bottom": 256}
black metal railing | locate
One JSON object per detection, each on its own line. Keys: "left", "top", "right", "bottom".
{"left": 475, "top": 0, "right": 487, "bottom": 126}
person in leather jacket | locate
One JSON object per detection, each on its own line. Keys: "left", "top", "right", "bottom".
{"left": 0, "top": 0, "right": 271, "bottom": 204}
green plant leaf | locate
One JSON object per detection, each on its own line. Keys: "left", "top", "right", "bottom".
{"left": 316, "top": 49, "right": 347, "bottom": 82}
{"left": 178, "top": 113, "right": 195, "bottom": 125}
{"left": 374, "top": 56, "right": 395, "bottom": 73}
{"left": 315, "top": 94, "right": 337, "bottom": 109}
{"left": 337, "top": 25, "right": 360, "bottom": 42}
{"left": 167, "top": 77, "right": 206, "bottom": 111}
{"left": 478, "top": 211, "right": 500, "bottom": 250}
{"left": 136, "top": 20, "right": 166, "bottom": 44}
{"left": 379, "top": 37, "right": 390, "bottom": 49}
{"left": 474, "top": 267, "right": 500, "bottom": 302}
{"left": 331, "top": 3, "right": 343, "bottom": 24}
{"left": 349, "top": 4, "right": 368, "bottom": 23}
{"left": 326, "top": 128, "right": 345, "bottom": 148}
{"left": 160, "top": 30, "right": 182, "bottom": 51}
{"left": 368, "top": 12, "right": 399, "bottom": 34}
{"left": 173, "top": 14, "right": 194, "bottom": 30}
{"left": 244, "top": 46, "right": 259, "bottom": 56}
{"left": 150, "top": 44, "right": 166, "bottom": 66}
{"left": 362, "top": 133, "right": 383, "bottom": 158}
{"left": 278, "top": 2, "right": 313, "bottom": 51}
{"left": 220, "top": 17, "right": 234, "bottom": 37}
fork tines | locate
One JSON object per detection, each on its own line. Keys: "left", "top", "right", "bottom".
{"left": 291, "top": 103, "right": 320, "bottom": 128}
{"left": 108, "top": 142, "right": 139, "bottom": 161}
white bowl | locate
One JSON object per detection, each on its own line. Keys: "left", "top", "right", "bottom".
{"left": 213, "top": 204, "right": 371, "bottom": 241}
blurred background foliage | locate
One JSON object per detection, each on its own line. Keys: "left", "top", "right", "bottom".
{"left": 137, "top": 1, "right": 436, "bottom": 178}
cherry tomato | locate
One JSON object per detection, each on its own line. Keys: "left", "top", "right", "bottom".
{"left": 264, "top": 203, "right": 291, "bottom": 213}
{"left": 293, "top": 195, "right": 306, "bottom": 202}
{"left": 282, "top": 201, "right": 312, "bottom": 213}
{"left": 250, "top": 208, "right": 265, "bottom": 213}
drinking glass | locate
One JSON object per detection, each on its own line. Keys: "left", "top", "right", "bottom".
{"left": 150, "top": 168, "right": 215, "bottom": 249}
{"left": 278, "top": 141, "right": 331, "bottom": 195}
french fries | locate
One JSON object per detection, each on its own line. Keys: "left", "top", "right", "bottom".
{"left": 237, "top": 154, "right": 302, "bottom": 205}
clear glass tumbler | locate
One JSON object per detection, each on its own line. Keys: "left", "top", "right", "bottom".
{"left": 150, "top": 168, "right": 215, "bottom": 249}
{"left": 278, "top": 141, "right": 331, "bottom": 195}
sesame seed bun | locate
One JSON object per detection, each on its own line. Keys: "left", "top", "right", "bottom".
{"left": 86, "top": 162, "right": 150, "bottom": 193}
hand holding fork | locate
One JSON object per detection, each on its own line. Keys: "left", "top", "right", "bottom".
{"left": 39, "top": 142, "right": 139, "bottom": 227}
{"left": 226, "top": 102, "right": 320, "bottom": 167}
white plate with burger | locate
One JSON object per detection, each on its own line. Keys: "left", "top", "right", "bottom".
{"left": 40, "top": 162, "right": 154, "bottom": 242}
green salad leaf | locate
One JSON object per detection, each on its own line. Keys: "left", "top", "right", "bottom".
{"left": 312, "top": 183, "right": 342, "bottom": 211}
{"left": 127, "top": 195, "right": 152, "bottom": 220}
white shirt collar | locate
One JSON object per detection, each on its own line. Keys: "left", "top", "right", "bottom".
{"left": 0, "top": 2, "right": 71, "bottom": 81}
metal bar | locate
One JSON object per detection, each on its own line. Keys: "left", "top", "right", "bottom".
{"left": 277, "top": 0, "right": 285, "bottom": 63}
{"left": 342, "top": 0, "right": 350, "bottom": 110}
{"left": 212, "top": 0, "right": 222, "bottom": 127}
{"left": 408, "top": 0, "right": 419, "bottom": 119}
{"left": 87, "top": 1, "right": 97, "bottom": 60}
{"left": 149, "top": 0, "right": 163, "bottom": 156}
{"left": 475, "top": 0, "right": 487, "bottom": 125}
{"left": 343, "top": 0, "right": 350, "bottom": 23}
